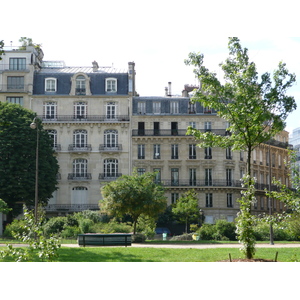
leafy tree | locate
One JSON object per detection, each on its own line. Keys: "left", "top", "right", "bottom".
{"left": 185, "top": 37, "right": 296, "bottom": 258}
{"left": 172, "top": 190, "right": 200, "bottom": 233}
{"left": 100, "top": 171, "right": 167, "bottom": 234}
{"left": 0, "top": 102, "right": 59, "bottom": 218}
{"left": 18, "top": 37, "right": 42, "bottom": 50}
{"left": 0, "top": 199, "right": 11, "bottom": 215}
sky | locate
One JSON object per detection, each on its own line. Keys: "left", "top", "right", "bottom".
{"left": 2, "top": 0, "right": 300, "bottom": 136}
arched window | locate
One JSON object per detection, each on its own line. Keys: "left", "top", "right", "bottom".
{"left": 76, "top": 75, "right": 86, "bottom": 95}
{"left": 104, "top": 159, "right": 118, "bottom": 178}
{"left": 73, "top": 129, "right": 87, "bottom": 148}
{"left": 46, "top": 129, "right": 57, "bottom": 147}
{"left": 73, "top": 159, "right": 87, "bottom": 177}
{"left": 74, "top": 101, "right": 87, "bottom": 119}
{"left": 104, "top": 129, "right": 118, "bottom": 148}
{"left": 43, "top": 101, "right": 57, "bottom": 119}
{"left": 72, "top": 187, "right": 88, "bottom": 204}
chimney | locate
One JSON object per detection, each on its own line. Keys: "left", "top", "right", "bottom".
{"left": 168, "top": 82, "right": 172, "bottom": 97}
{"left": 165, "top": 87, "right": 168, "bottom": 96}
{"left": 92, "top": 61, "right": 99, "bottom": 72}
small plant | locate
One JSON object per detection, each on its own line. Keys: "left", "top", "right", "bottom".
{"left": 0, "top": 205, "right": 61, "bottom": 262}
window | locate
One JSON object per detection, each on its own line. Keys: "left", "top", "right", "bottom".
{"left": 189, "top": 144, "right": 197, "bottom": 159}
{"left": 205, "top": 169, "right": 212, "bottom": 186}
{"left": 204, "top": 106, "right": 212, "bottom": 114}
{"left": 171, "top": 193, "right": 179, "bottom": 204}
{"left": 171, "top": 122, "right": 178, "bottom": 135}
{"left": 204, "top": 121, "right": 211, "bottom": 131}
{"left": 74, "top": 101, "right": 87, "bottom": 119}
{"left": 171, "top": 144, "right": 178, "bottom": 159}
{"left": 6, "top": 97, "right": 23, "bottom": 105}
{"left": 7, "top": 76, "right": 24, "bottom": 90}
{"left": 153, "top": 144, "right": 161, "bottom": 159}
{"left": 138, "top": 102, "right": 146, "bottom": 114}
{"left": 104, "top": 130, "right": 118, "bottom": 148}
{"left": 170, "top": 101, "right": 179, "bottom": 114}
{"left": 138, "top": 144, "right": 145, "bottom": 159}
{"left": 45, "top": 78, "right": 57, "bottom": 92}
{"left": 76, "top": 75, "right": 86, "bottom": 95}
{"left": 106, "top": 102, "right": 117, "bottom": 120}
{"left": 153, "top": 168, "right": 161, "bottom": 184}
{"left": 46, "top": 129, "right": 58, "bottom": 148}
{"left": 154, "top": 122, "right": 160, "bottom": 135}
{"left": 73, "top": 130, "right": 87, "bottom": 148}
{"left": 73, "top": 159, "right": 88, "bottom": 177}
{"left": 72, "top": 187, "right": 88, "bottom": 204}
{"left": 153, "top": 102, "right": 161, "bottom": 114}
{"left": 206, "top": 193, "right": 213, "bottom": 207}
{"left": 240, "top": 151, "right": 244, "bottom": 161}
{"left": 9, "top": 58, "right": 26, "bottom": 70}
{"left": 137, "top": 168, "right": 146, "bottom": 176}
{"left": 138, "top": 122, "right": 145, "bottom": 135}
{"left": 43, "top": 102, "right": 57, "bottom": 119}
{"left": 189, "top": 121, "right": 196, "bottom": 129}
{"left": 188, "top": 102, "right": 196, "bottom": 114}
{"left": 227, "top": 193, "right": 233, "bottom": 207}
{"left": 104, "top": 159, "right": 118, "bottom": 178}
{"left": 106, "top": 78, "right": 117, "bottom": 93}
{"left": 226, "top": 147, "right": 232, "bottom": 159}
{"left": 205, "top": 147, "right": 212, "bottom": 159}
{"left": 189, "top": 168, "right": 197, "bottom": 186}
{"left": 226, "top": 169, "right": 232, "bottom": 186}
{"left": 171, "top": 168, "right": 179, "bottom": 186}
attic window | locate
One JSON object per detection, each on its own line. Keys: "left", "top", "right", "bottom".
{"left": 106, "top": 78, "right": 117, "bottom": 93}
{"left": 45, "top": 78, "right": 57, "bottom": 92}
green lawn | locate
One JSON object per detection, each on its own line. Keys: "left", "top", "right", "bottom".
{"left": 1, "top": 245, "right": 300, "bottom": 262}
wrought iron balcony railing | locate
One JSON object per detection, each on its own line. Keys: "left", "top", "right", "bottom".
{"left": 68, "top": 144, "right": 92, "bottom": 152}
{"left": 68, "top": 173, "right": 92, "bottom": 180}
{"left": 98, "top": 173, "right": 122, "bottom": 180}
{"left": 39, "top": 115, "right": 130, "bottom": 122}
{"left": 132, "top": 129, "right": 227, "bottom": 137}
{"left": 99, "top": 144, "right": 123, "bottom": 151}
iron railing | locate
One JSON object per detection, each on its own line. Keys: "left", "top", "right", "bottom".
{"left": 39, "top": 115, "right": 130, "bottom": 122}
{"left": 68, "top": 173, "right": 92, "bottom": 180}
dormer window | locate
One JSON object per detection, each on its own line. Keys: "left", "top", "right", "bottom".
{"left": 106, "top": 78, "right": 117, "bottom": 93}
{"left": 45, "top": 78, "right": 57, "bottom": 92}
{"left": 76, "top": 75, "right": 86, "bottom": 95}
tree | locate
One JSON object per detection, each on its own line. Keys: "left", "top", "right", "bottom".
{"left": 0, "top": 40, "right": 4, "bottom": 60}
{"left": 172, "top": 190, "right": 200, "bottom": 233}
{"left": 185, "top": 37, "right": 296, "bottom": 258}
{"left": 0, "top": 102, "right": 59, "bottom": 218}
{"left": 18, "top": 37, "right": 42, "bottom": 50}
{"left": 100, "top": 171, "right": 167, "bottom": 234}
{"left": 0, "top": 199, "right": 11, "bottom": 215}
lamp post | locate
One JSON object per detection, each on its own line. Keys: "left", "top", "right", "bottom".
{"left": 30, "top": 117, "right": 39, "bottom": 222}
{"left": 268, "top": 142, "right": 274, "bottom": 245}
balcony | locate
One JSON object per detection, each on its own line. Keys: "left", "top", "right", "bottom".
{"left": 43, "top": 204, "right": 99, "bottom": 212}
{"left": 68, "top": 144, "right": 92, "bottom": 152}
{"left": 39, "top": 115, "right": 130, "bottom": 122}
{"left": 132, "top": 129, "right": 227, "bottom": 137}
{"left": 99, "top": 144, "right": 123, "bottom": 152}
{"left": 99, "top": 173, "right": 122, "bottom": 180}
{"left": 68, "top": 173, "right": 92, "bottom": 180}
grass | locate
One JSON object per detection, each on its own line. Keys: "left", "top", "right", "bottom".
{"left": 1, "top": 245, "right": 300, "bottom": 262}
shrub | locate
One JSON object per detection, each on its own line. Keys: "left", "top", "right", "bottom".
{"left": 60, "top": 226, "right": 81, "bottom": 238}
{"left": 43, "top": 216, "right": 67, "bottom": 237}
{"left": 197, "top": 224, "right": 216, "bottom": 240}
{"left": 170, "top": 233, "right": 193, "bottom": 241}
{"left": 215, "top": 219, "right": 237, "bottom": 241}
{"left": 131, "top": 233, "right": 146, "bottom": 243}
{"left": 79, "top": 219, "right": 94, "bottom": 233}
{"left": 3, "top": 219, "right": 26, "bottom": 237}
{"left": 77, "top": 210, "right": 101, "bottom": 223}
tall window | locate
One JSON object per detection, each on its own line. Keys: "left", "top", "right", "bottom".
{"left": 7, "top": 76, "right": 24, "bottom": 90}
{"left": 43, "top": 102, "right": 57, "bottom": 119}
{"left": 104, "top": 159, "right": 118, "bottom": 178}
{"left": 171, "top": 144, "right": 178, "bottom": 159}
{"left": 227, "top": 193, "right": 233, "bottom": 207}
{"left": 189, "top": 168, "right": 197, "bottom": 186}
{"left": 206, "top": 193, "right": 213, "bottom": 207}
{"left": 138, "top": 102, "right": 146, "bottom": 114}
{"left": 226, "top": 147, "right": 232, "bottom": 159}
{"left": 189, "top": 144, "right": 196, "bottom": 159}
{"left": 205, "top": 147, "right": 212, "bottom": 159}
{"left": 153, "top": 144, "right": 160, "bottom": 159}
{"left": 73, "top": 159, "right": 87, "bottom": 177}
{"left": 46, "top": 129, "right": 58, "bottom": 147}
{"left": 74, "top": 102, "right": 87, "bottom": 119}
{"left": 9, "top": 58, "right": 26, "bottom": 70}
{"left": 73, "top": 130, "right": 87, "bottom": 148}
{"left": 72, "top": 187, "right": 88, "bottom": 204}
{"left": 138, "top": 144, "right": 145, "bottom": 159}
{"left": 106, "top": 78, "right": 117, "bottom": 93}
{"left": 205, "top": 169, "right": 212, "bottom": 186}
{"left": 106, "top": 102, "right": 117, "bottom": 120}
{"left": 153, "top": 168, "right": 161, "bottom": 184}
{"left": 137, "top": 168, "right": 146, "bottom": 176}
{"left": 188, "top": 102, "right": 196, "bottom": 114}
{"left": 204, "top": 121, "right": 211, "bottom": 131}
{"left": 170, "top": 101, "right": 179, "bottom": 114}
{"left": 6, "top": 97, "right": 23, "bottom": 106}
{"left": 104, "top": 130, "right": 118, "bottom": 148}
{"left": 226, "top": 169, "right": 232, "bottom": 186}
{"left": 76, "top": 75, "right": 86, "bottom": 95}
{"left": 171, "top": 193, "right": 179, "bottom": 204}
{"left": 45, "top": 78, "right": 57, "bottom": 92}
{"left": 171, "top": 168, "right": 179, "bottom": 186}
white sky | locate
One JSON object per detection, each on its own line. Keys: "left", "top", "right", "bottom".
{"left": 2, "top": 0, "right": 300, "bottom": 135}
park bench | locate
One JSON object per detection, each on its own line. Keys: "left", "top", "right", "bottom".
{"left": 78, "top": 233, "right": 132, "bottom": 247}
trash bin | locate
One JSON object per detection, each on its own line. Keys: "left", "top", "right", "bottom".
{"left": 162, "top": 232, "right": 167, "bottom": 241}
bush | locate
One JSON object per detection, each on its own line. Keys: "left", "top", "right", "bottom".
{"left": 131, "top": 233, "right": 146, "bottom": 243}
{"left": 170, "top": 233, "right": 194, "bottom": 241}
{"left": 77, "top": 210, "right": 101, "bottom": 223}
{"left": 79, "top": 219, "right": 94, "bottom": 233}
{"left": 43, "top": 217, "right": 67, "bottom": 237}
{"left": 3, "top": 219, "right": 26, "bottom": 237}
{"left": 60, "top": 226, "right": 81, "bottom": 238}
{"left": 91, "top": 221, "right": 132, "bottom": 234}
{"left": 197, "top": 224, "right": 216, "bottom": 240}
{"left": 215, "top": 219, "right": 237, "bottom": 241}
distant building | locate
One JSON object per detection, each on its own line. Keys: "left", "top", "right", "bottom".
{"left": 0, "top": 45, "right": 291, "bottom": 225}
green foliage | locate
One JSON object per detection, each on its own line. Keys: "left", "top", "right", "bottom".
{"left": 0, "top": 205, "right": 60, "bottom": 262}
{"left": 136, "top": 214, "right": 156, "bottom": 239}
{"left": 78, "top": 218, "right": 94, "bottom": 233}
{"left": 18, "top": 37, "right": 42, "bottom": 50}
{"left": 43, "top": 216, "right": 67, "bottom": 237}
{"left": 0, "top": 103, "right": 59, "bottom": 217}
{"left": 0, "top": 198, "right": 12, "bottom": 214}
{"left": 91, "top": 220, "right": 132, "bottom": 234}
{"left": 170, "top": 233, "right": 194, "bottom": 241}
{"left": 3, "top": 219, "right": 26, "bottom": 237}
{"left": 131, "top": 233, "right": 146, "bottom": 243}
{"left": 0, "top": 40, "right": 4, "bottom": 60}
{"left": 235, "top": 176, "right": 257, "bottom": 259}
{"left": 100, "top": 170, "right": 167, "bottom": 234}
{"left": 172, "top": 190, "right": 200, "bottom": 233}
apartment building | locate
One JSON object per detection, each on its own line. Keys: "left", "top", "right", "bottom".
{"left": 0, "top": 45, "right": 290, "bottom": 223}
